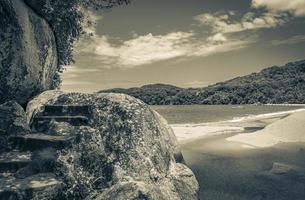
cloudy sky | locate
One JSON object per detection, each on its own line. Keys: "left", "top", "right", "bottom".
{"left": 62, "top": 0, "right": 305, "bottom": 92}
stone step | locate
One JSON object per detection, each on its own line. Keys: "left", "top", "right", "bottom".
{"left": 0, "top": 173, "right": 62, "bottom": 199}
{"left": 43, "top": 105, "right": 91, "bottom": 116}
{"left": 9, "top": 134, "right": 73, "bottom": 151}
{"left": 0, "top": 152, "right": 32, "bottom": 173}
{"left": 32, "top": 116, "right": 89, "bottom": 129}
{"left": 31, "top": 116, "right": 89, "bottom": 131}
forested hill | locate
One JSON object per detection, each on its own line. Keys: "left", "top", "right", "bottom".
{"left": 100, "top": 60, "right": 305, "bottom": 105}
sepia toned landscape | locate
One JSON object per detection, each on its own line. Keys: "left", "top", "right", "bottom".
{"left": 1, "top": 0, "right": 305, "bottom": 199}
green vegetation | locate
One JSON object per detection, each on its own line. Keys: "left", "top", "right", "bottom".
{"left": 101, "top": 60, "right": 305, "bottom": 105}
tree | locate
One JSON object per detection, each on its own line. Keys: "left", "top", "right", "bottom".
{"left": 24, "top": 0, "right": 130, "bottom": 87}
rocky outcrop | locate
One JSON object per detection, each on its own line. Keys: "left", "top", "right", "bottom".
{"left": 257, "top": 162, "right": 305, "bottom": 183}
{"left": 0, "top": 0, "right": 58, "bottom": 105}
{"left": 15, "top": 90, "right": 198, "bottom": 199}
{"left": 0, "top": 101, "right": 30, "bottom": 152}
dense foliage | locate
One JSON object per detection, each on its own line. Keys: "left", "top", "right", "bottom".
{"left": 101, "top": 60, "right": 305, "bottom": 105}
{"left": 24, "top": 0, "right": 129, "bottom": 87}
{"left": 102, "top": 84, "right": 189, "bottom": 105}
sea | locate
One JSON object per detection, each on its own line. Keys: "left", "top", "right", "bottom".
{"left": 151, "top": 105, "right": 305, "bottom": 142}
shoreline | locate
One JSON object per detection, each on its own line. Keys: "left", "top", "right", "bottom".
{"left": 172, "top": 108, "right": 305, "bottom": 145}
{"left": 227, "top": 110, "right": 305, "bottom": 148}
{"left": 179, "top": 110, "right": 305, "bottom": 200}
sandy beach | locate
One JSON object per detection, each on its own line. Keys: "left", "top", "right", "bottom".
{"left": 227, "top": 111, "right": 305, "bottom": 148}
{"left": 179, "top": 110, "right": 305, "bottom": 200}
{"left": 172, "top": 108, "right": 305, "bottom": 143}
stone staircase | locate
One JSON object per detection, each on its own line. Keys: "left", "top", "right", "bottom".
{"left": 9, "top": 134, "right": 73, "bottom": 151}
{"left": 31, "top": 105, "right": 91, "bottom": 132}
{"left": 0, "top": 104, "right": 91, "bottom": 199}
{"left": 0, "top": 152, "right": 32, "bottom": 173}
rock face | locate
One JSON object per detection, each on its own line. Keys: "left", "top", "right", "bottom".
{"left": 0, "top": 0, "right": 58, "bottom": 105}
{"left": 21, "top": 91, "right": 199, "bottom": 199}
{"left": 0, "top": 101, "right": 30, "bottom": 152}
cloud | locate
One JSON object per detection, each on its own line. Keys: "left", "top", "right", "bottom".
{"left": 62, "top": 80, "right": 94, "bottom": 86}
{"left": 192, "top": 0, "right": 305, "bottom": 58}
{"left": 63, "top": 65, "right": 100, "bottom": 73}
{"left": 74, "top": 6, "right": 265, "bottom": 69}
{"left": 194, "top": 12, "right": 286, "bottom": 33}
{"left": 252, "top": 0, "right": 305, "bottom": 16}
{"left": 76, "top": 31, "right": 252, "bottom": 69}
{"left": 207, "top": 33, "right": 227, "bottom": 43}
{"left": 194, "top": 0, "right": 305, "bottom": 35}
{"left": 192, "top": 39, "right": 251, "bottom": 57}
{"left": 271, "top": 35, "right": 305, "bottom": 45}
{"left": 94, "top": 32, "right": 193, "bottom": 67}
{"left": 183, "top": 81, "right": 209, "bottom": 88}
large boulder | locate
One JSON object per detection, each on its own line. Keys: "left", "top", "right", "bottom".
{"left": 26, "top": 91, "right": 199, "bottom": 199}
{"left": 0, "top": 0, "right": 58, "bottom": 105}
{"left": 0, "top": 101, "right": 30, "bottom": 152}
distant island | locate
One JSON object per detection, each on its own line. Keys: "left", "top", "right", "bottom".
{"left": 100, "top": 60, "right": 305, "bottom": 105}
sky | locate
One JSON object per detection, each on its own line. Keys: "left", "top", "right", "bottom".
{"left": 62, "top": 0, "right": 305, "bottom": 92}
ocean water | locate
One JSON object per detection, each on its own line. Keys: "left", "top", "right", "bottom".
{"left": 151, "top": 105, "right": 305, "bottom": 124}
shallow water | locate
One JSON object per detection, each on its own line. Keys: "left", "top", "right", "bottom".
{"left": 182, "top": 136, "right": 305, "bottom": 200}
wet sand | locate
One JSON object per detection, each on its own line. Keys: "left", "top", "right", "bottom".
{"left": 181, "top": 114, "right": 305, "bottom": 200}
{"left": 227, "top": 111, "right": 305, "bottom": 148}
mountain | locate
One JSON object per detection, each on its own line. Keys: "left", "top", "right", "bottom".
{"left": 101, "top": 84, "right": 188, "bottom": 105}
{"left": 100, "top": 60, "right": 305, "bottom": 105}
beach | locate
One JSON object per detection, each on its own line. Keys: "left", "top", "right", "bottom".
{"left": 172, "top": 108, "right": 305, "bottom": 143}
{"left": 176, "top": 109, "right": 305, "bottom": 200}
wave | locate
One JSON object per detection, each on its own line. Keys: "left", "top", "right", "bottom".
{"left": 230, "top": 108, "right": 305, "bottom": 122}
